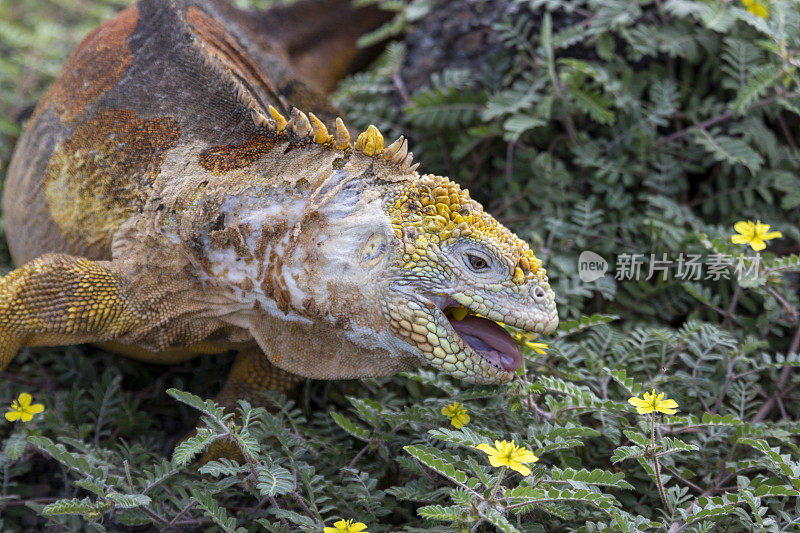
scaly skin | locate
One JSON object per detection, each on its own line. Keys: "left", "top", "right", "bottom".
{"left": 0, "top": 0, "right": 557, "bottom": 405}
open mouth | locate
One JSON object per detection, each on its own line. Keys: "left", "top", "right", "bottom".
{"left": 387, "top": 290, "right": 552, "bottom": 383}
{"left": 442, "top": 305, "right": 522, "bottom": 373}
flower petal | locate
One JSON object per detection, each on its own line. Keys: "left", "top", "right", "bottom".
{"left": 750, "top": 238, "right": 766, "bottom": 251}
{"left": 733, "top": 221, "right": 753, "bottom": 235}
{"left": 507, "top": 461, "right": 531, "bottom": 476}
{"left": 28, "top": 403, "right": 44, "bottom": 414}
{"left": 488, "top": 455, "right": 510, "bottom": 468}
{"left": 476, "top": 443, "right": 500, "bottom": 457}
{"left": 20, "top": 412, "right": 33, "bottom": 422}
{"left": 656, "top": 406, "right": 678, "bottom": 415}
{"left": 636, "top": 405, "right": 655, "bottom": 415}
{"left": 762, "top": 231, "right": 782, "bottom": 240}
{"left": 526, "top": 342, "right": 548, "bottom": 355}
{"left": 513, "top": 449, "right": 539, "bottom": 463}
{"left": 628, "top": 397, "right": 648, "bottom": 408}
{"left": 731, "top": 234, "right": 752, "bottom": 244}
{"left": 323, "top": 528, "right": 338, "bottom": 533}
{"left": 659, "top": 399, "right": 679, "bottom": 410}
{"left": 17, "top": 393, "right": 32, "bottom": 409}
{"left": 350, "top": 522, "right": 368, "bottom": 532}
{"left": 5, "top": 410, "right": 21, "bottom": 422}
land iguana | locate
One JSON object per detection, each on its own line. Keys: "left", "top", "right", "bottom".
{"left": 0, "top": 0, "right": 558, "bottom": 406}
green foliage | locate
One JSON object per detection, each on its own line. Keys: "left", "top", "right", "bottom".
{"left": 547, "top": 467, "right": 634, "bottom": 490}
{"left": 191, "top": 487, "right": 247, "bottom": 533}
{"left": 255, "top": 464, "right": 294, "bottom": 497}
{"left": 2, "top": 0, "right": 800, "bottom": 530}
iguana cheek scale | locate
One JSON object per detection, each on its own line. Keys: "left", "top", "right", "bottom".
{"left": 0, "top": 0, "right": 558, "bottom": 406}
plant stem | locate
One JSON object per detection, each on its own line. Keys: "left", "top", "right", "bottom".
{"left": 123, "top": 459, "right": 134, "bottom": 492}
{"left": 653, "top": 454, "right": 671, "bottom": 515}
{"left": 488, "top": 466, "right": 507, "bottom": 501}
{"left": 650, "top": 413, "right": 655, "bottom": 447}
{"left": 651, "top": 413, "right": 671, "bottom": 515}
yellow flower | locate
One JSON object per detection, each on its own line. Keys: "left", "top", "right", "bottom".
{"left": 627, "top": 389, "right": 679, "bottom": 415}
{"left": 513, "top": 332, "right": 548, "bottom": 355}
{"left": 732, "top": 220, "right": 782, "bottom": 251}
{"left": 741, "top": 0, "right": 768, "bottom": 18}
{"left": 526, "top": 342, "right": 548, "bottom": 355}
{"left": 476, "top": 440, "right": 539, "bottom": 476}
{"left": 441, "top": 402, "right": 470, "bottom": 428}
{"left": 323, "top": 519, "right": 368, "bottom": 533}
{"left": 5, "top": 393, "right": 45, "bottom": 423}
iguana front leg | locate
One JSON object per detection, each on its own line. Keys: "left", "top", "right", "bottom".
{"left": 0, "top": 254, "right": 144, "bottom": 371}
{"left": 215, "top": 345, "right": 304, "bottom": 408}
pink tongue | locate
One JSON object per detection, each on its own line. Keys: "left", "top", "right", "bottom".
{"left": 449, "top": 317, "right": 522, "bottom": 372}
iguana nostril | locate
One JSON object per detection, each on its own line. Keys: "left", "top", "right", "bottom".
{"left": 532, "top": 286, "right": 546, "bottom": 302}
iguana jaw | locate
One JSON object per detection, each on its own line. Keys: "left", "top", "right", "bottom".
{"left": 383, "top": 294, "right": 509, "bottom": 384}
{"left": 385, "top": 289, "right": 557, "bottom": 384}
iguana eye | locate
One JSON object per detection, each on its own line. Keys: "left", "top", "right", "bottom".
{"left": 467, "top": 254, "right": 488, "bottom": 271}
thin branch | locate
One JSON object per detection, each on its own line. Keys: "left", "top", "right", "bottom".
{"left": 346, "top": 441, "right": 373, "bottom": 470}
{"left": 504, "top": 140, "right": 516, "bottom": 186}
{"left": 711, "top": 357, "right": 738, "bottom": 414}
{"left": 753, "top": 323, "right": 800, "bottom": 422}
{"left": 766, "top": 286, "right": 798, "bottom": 319}
{"left": 653, "top": 94, "right": 783, "bottom": 150}
{"left": 722, "top": 285, "right": 741, "bottom": 330}
{"left": 137, "top": 505, "right": 172, "bottom": 526}
{"left": 168, "top": 502, "right": 197, "bottom": 527}
{"left": 290, "top": 490, "right": 317, "bottom": 522}
{"left": 663, "top": 465, "right": 705, "bottom": 494}
{"left": 776, "top": 112, "right": 799, "bottom": 157}
{"left": 543, "top": 20, "right": 579, "bottom": 146}
{"left": 393, "top": 72, "right": 411, "bottom": 106}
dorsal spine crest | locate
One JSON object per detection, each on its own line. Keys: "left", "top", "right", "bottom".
{"left": 268, "top": 105, "right": 287, "bottom": 131}
{"left": 249, "top": 101, "right": 416, "bottom": 171}
{"left": 308, "top": 112, "right": 333, "bottom": 145}
{"left": 334, "top": 117, "right": 350, "bottom": 150}
{"left": 288, "top": 108, "right": 312, "bottom": 137}
{"left": 354, "top": 125, "right": 383, "bottom": 156}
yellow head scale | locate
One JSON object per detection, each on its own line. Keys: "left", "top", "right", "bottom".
{"left": 387, "top": 175, "right": 545, "bottom": 284}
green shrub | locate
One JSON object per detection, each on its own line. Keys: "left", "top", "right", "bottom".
{"left": 1, "top": 0, "right": 800, "bottom": 531}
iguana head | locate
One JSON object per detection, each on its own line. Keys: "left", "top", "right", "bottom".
{"left": 380, "top": 174, "right": 558, "bottom": 384}
{"left": 341, "top": 124, "right": 558, "bottom": 384}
